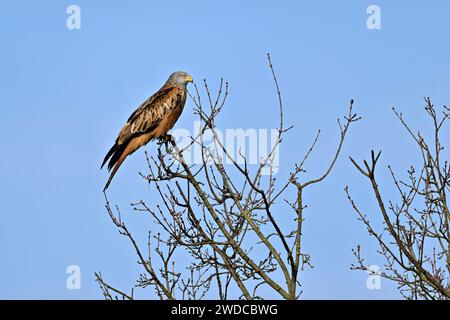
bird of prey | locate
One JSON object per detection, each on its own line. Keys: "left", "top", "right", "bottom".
{"left": 101, "top": 71, "right": 193, "bottom": 191}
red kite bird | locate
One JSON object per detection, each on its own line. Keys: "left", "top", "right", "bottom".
{"left": 101, "top": 71, "right": 193, "bottom": 191}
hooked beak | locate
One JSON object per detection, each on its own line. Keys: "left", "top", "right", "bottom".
{"left": 185, "top": 75, "right": 193, "bottom": 83}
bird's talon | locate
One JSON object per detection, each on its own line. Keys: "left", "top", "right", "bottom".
{"left": 161, "top": 134, "right": 174, "bottom": 144}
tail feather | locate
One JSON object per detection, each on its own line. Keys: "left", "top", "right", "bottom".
{"left": 102, "top": 142, "right": 128, "bottom": 191}
{"left": 101, "top": 142, "right": 127, "bottom": 171}
{"left": 101, "top": 143, "right": 118, "bottom": 169}
{"left": 107, "top": 143, "right": 127, "bottom": 171}
{"left": 103, "top": 156, "right": 126, "bottom": 192}
{"left": 102, "top": 133, "right": 153, "bottom": 191}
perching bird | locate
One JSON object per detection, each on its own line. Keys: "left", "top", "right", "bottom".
{"left": 101, "top": 71, "right": 193, "bottom": 191}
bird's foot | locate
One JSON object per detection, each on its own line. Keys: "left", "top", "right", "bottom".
{"left": 164, "top": 134, "right": 175, "bottom": 143}
{"left": 158, "top": 134, "right": 174, "bottom": 146}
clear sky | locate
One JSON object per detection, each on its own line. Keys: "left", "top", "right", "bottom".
{"left": 1, "top": 0, "right": 449, "bottom": 299}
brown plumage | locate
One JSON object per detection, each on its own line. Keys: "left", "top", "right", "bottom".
{"left": 101, "top": 71, "right": 193, "bottom": 191}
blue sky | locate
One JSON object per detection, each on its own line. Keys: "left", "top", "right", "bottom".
{"left": 0, "top": 0, "right": 449, "bottom": 299}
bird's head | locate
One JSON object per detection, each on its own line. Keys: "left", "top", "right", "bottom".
{"left": 166, "top": 71, "right": 193, "bottom": 87}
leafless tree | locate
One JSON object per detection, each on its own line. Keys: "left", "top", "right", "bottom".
{"left": 96, "top": 54, "right": 359, "bottom": 300}
{"left": 346, "top": 98, "right": 450, "bottom": 299}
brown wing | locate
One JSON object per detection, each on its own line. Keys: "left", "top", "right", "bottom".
{"left": 117, "top": 86, "right": 181, "bottom": 145}
{"left": 101, "top": 86, "right": 185, "bottom": 171}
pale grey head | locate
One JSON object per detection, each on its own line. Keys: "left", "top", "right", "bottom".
{"left": 165, "top": 71, "right": 193, "bottom": 87}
